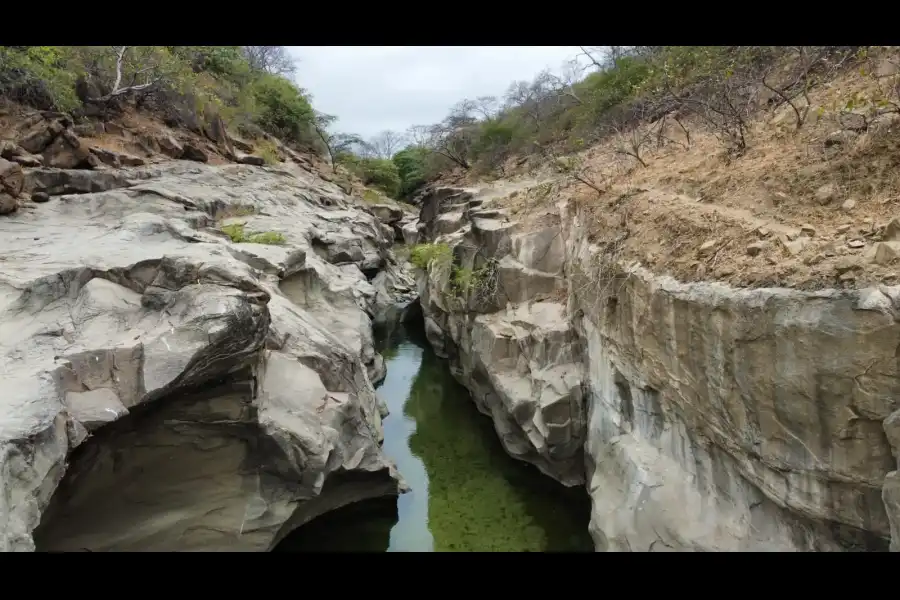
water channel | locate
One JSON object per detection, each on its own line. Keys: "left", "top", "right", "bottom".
{"left": 276, "top": 324, "right": 593, "bottom": 552}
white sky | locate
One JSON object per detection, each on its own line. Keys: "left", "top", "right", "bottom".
{"left": 287, "top": 46, "right": 585, "bottom": 139}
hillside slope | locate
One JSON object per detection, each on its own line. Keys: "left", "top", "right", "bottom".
{"left": 406, "top": 47, "right": 900, "bottom": 552}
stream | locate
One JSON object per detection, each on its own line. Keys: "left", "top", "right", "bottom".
{"left": 276, "top": 324, "right": 593, "bottom": 552}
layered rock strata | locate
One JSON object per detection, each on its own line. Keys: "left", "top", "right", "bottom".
{"left": 415, "top": 182, "right": 899, "bottom": 552}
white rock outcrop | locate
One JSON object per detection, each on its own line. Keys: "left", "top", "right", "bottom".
{"left": 0, "top": 161, "right": 410, "bottom": 552}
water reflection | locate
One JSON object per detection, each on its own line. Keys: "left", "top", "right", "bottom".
{"left": 277, "top": 325, "right": 593, "bottom": 552}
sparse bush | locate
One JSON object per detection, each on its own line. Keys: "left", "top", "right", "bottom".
{"left": 339, "top": 154, "right": 401, "bottom": 197}
{"left": 256, "top": 139, "right": 280, "bottom": 165}
{"left": 410, "top": 243, "right": 452, "bottom": 270}
{"left": 221, "top": 222, "right": 286, "bottom": 245}
{"left": 404, "top": 46, "right": 863, "bottom": 176}
{"left": 249, "top": 231, "right": 286, "bottom": 245}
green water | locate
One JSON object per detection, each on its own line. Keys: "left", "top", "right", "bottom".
{"left": 276, "top": 325, "right": 593, "bottom": 552}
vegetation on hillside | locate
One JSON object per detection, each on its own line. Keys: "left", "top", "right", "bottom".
{"left": 0, "top": 46, "right": 330, "bottom": 154}
{"left": 327, "top": 46, "right": 900, "bottom": 202}
{"left": 6, "top": 45, "right": 895, "bottom": 207}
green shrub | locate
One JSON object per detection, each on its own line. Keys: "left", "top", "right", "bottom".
{"left": 255, "top": 139, "right": 280, "bottom": 165}
{"left": 410, "top": 243, "right": 452, "bottom": 270}
{"left": 340, "top": 154, "right": 402, "bottom": 198}
{"left": 0, "top": 46, "right": 80, "bottom": 111}
{"left": 392, "top": 146, "right": 430, "bottom": 197}
{"left": 221, "top": 222, "right": 286, "bottom": 245}
{"left": 249, "top": 72, "right": 315, "bottom": 145}
{"left": 248, "top": 231, "right": 286, "bottom": 245}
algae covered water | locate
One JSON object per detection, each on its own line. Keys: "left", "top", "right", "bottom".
{"left": 276, "top": 325, "right": 593, "bottom": 552}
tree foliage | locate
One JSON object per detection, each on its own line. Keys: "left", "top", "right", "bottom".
{"left": 406, "top": 46, "right": 862, "bottom": 176}
{"left": 0, "top": 45, "right": 321, "bottom": 152}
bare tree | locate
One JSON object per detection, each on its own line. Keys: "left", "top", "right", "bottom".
{"left": 406, "top": 124, "right": 432, "bottom": 147}
{"left": 367, "top": 130, "right": 408, "bottom": 159}
{"left": 608, "top": 118, "right": 654, "bottom": 168}
{"left": 242, "top": 46, "right": 297, "bottom": 77}
{"left": 577, "top": 46, "right": 639, "bottom": 71}
{"left": 79, "top": 46, "right": 166, "bottom": 104}
{"left": 662, "top": 67, "right": 757, "bottom": 155}
{"left": 578, "top": 46, "right": 605, "bottom": 70}
{"left": 313, "top": 112, "right": 363, "bottom": 171}
{"left": 454, "top": 96, "right": 500, "bottom": 120}
{"left": 504, "top": 71, "right": 560, "bottom": 125}
{"left": 758, "top": 46, "right": 830, "bottom": 131}
{"left": 420, "top": 112, "right": 476, "bottom": 170}
{"left": 550, "top": 60, "right": 587, "bottom": 106}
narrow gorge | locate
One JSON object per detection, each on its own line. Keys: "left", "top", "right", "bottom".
{"left": 408, "top": 179, "right": 900, "bottom": 552}
{"left": 2, "top": 44, "right": 900, "bottom": 553}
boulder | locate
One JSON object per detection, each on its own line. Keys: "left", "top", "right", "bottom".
{"left": 181, "top": 143, "right": 208, "bottom": 163}
{"left": 0, "top": 158, "right": 24, "bottom": 215}
{"left": 369, "top": 203, "right": 403, "bottom": 225}
{"left": 0, "top": 193, "right": 16, "bottom": 215}
{"left": 155, "top": 134, "right": 184, "bottom": 159}
{"left": 0, "top": 157, "right": 25, "bottom": 197}
{"left": 203, "top": 113, "right": 236, "bottom": 159}
{"left": 0, "top": 161, "right": 404, "bottom": 552}
{"left": 236, "top": 152, "right": 266, "bottom": 166}
{"left": 24, "top": 168, "right": 132, "bottom": 197}
{"left": 18, "top": 119, "right": 65, "bottom": 154}
{"left": 90, "top": 147, "right": 147, "bottom": 168}
{"left": 43, "top": 130, "right": 93, "bottom": 169}
{"left": 401, "top": 219, "right": 420, "bottom": 245}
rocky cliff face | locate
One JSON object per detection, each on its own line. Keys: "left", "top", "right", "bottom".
{"left": 414, "top": 181, "right": 900, "bottom": 552}
{"left": 0, "top": 159, "right": 413, "bottom": 551}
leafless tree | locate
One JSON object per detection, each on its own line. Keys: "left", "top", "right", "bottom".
{"left": 455, "top": 96, "right": 500, "bottom": 120}
{"left": 577, "top": 46, "right": 640, "bottom": 71}
{"left": 504, "top": 71, "right": 560, "bottom": 125}
{"left": 608, "top": 112, "right": 656, "bottom": 168}
{"left": 406, "top": 124, "right": 431, "bottom": 147}
{"left": 757, "top": 46, "right": 832, "bottom": 131}
{"left": 367, "top": 130, "right": 407, "bottom": 159}
{"left": 549, "top": 59, "right": 587, "bottom": 106}
{"left": 313, "top": 112, "right": 363, "bottom": 171}
{"left": 242, "top": 46, "right": 297, "bottom": 77}
{"left": 422, "top": 110, "right": 477, "bottom": 170}
{"left": 578, "top": 46, "right": 605, "bottom": 70}
{"left": 653, "top": 112, "right": 692, "bottom": 149}
{"left": 662, "top": 68, "right": 757, "bottom": 155}
{"left": 535, "top": 142, "right": 611, "bottom": 196}
{"left": 79, "top": 46, "right": 166, "bottom": 104}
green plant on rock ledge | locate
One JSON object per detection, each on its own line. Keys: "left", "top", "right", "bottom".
{"left": 451, "top": 259, "right": 498, "bottom": 302}
{"left": 255, "top": 140, "right": 281, "bottom": 165}
{"left": 410, "top": 243, "right": 452, "bottom": 270}
{"left": 221, "top": 222, "right": 286, "bottom": 245}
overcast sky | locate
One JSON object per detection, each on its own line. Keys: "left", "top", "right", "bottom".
{"left": 287, "top": 46, "right": 585, "bottom": 139}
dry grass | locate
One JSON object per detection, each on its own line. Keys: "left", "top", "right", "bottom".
{"left": 462, "top": 52, "right": 900, "bottom": 291}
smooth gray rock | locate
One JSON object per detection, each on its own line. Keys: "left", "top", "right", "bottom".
{"left": 0, "top": 161, "right": 404, "bottom": 552}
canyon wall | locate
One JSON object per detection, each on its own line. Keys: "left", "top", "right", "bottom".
{"left": 414, "top": 183, "right": 900, "bottom": 552}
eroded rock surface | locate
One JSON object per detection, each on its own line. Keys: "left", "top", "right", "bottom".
{"left": 415, "top": 181, "right": 899, "bottom": 551}
{"left": 0, "top": 160, "right": 406, "bottom": 552}
{"left": 417, "top": 183, "right": 586, "bottom": 486}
